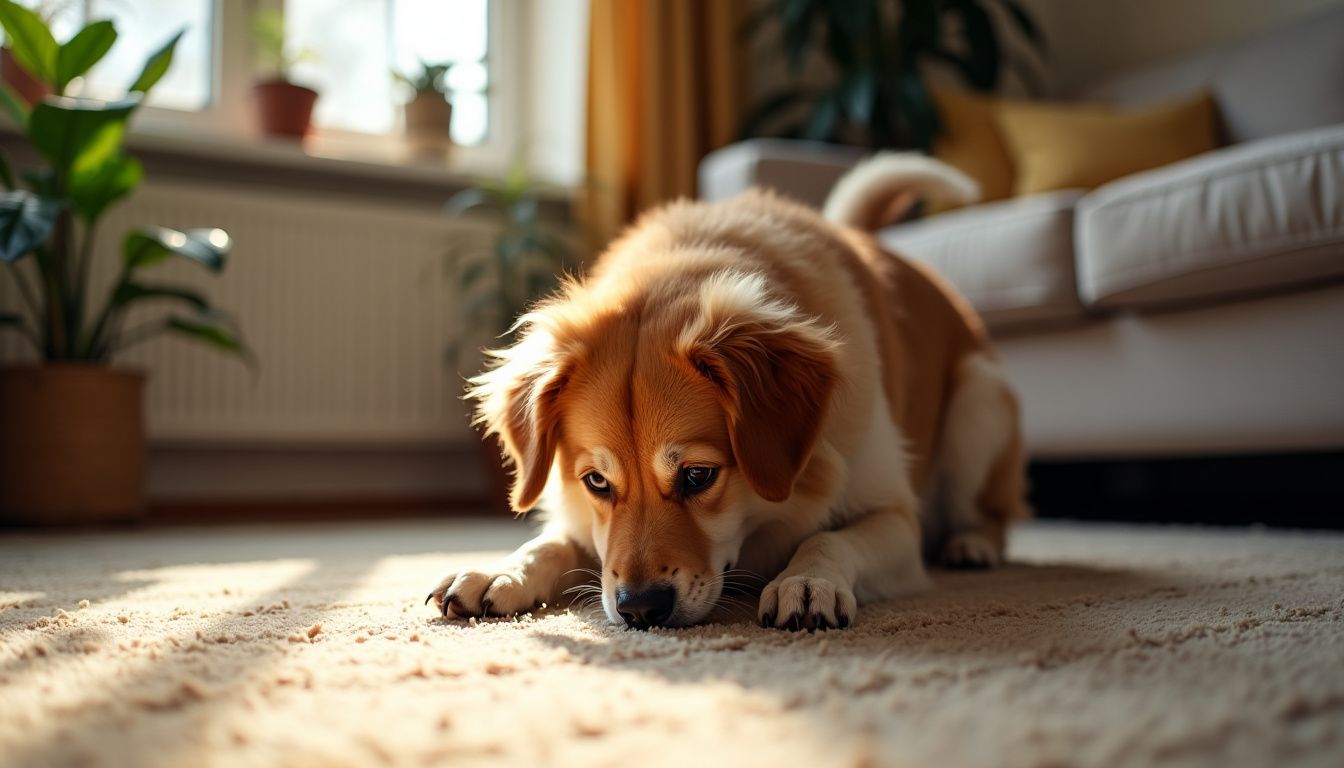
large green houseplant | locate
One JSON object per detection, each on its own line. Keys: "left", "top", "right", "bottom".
{"left": 0, "top": 1, "right": 244, "bottom": 524}
{"left": 742, "top": 0, "right": 1044, "bottom": 150}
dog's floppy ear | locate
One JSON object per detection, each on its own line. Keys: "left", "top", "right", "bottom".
{"left": 468, "top": 326, "right": 569, "bottom": 512}
{"left": 680, "top": 273, "right": 840, "bottom": 503}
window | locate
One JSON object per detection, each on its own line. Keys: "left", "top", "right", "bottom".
{"left": 5, "top": 0, "right": 581, "bottom": 179}
{"left": 286, "top": 0, "right": 490, "bottom": 145}
{"left": 14, "top": 0, "right": 213, "bottom": 111}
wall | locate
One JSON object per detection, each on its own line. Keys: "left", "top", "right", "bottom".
{"left": 745, "top": 0, "right": 1344, "bottom": 103}
{"left": 1017, "top": 0, "right": 1344, "bottom": 95}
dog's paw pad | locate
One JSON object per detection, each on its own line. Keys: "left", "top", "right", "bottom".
{"left": 941, "top": 532, "right": 1001, "bottom": 569}
{"left": 758, "top": 574, "right": 856, "bottom": 632}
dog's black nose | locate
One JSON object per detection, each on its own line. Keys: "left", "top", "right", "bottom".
{"left": 616, "top": 585, "right": 676, "bottom": 629}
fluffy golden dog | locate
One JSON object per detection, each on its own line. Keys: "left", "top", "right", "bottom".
{"left": 428, "top": 155, "right": 1029, "bottom": 630}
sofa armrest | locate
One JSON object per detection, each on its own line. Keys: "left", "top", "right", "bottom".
{"left": 698, "top": 139, "right": 866, "bottom": 208}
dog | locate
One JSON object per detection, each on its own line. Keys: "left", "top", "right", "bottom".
{"left": 428, "top": 154, "right": 1030, "bottom": 631}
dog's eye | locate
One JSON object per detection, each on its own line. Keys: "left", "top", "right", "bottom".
{"left": 582, "top": 472, "right": 611, "bottom": 495}
{"left": 680, "top": 466, "right": 718, "bottom": 494}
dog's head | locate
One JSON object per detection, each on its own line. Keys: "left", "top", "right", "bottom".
{"left": 470, "top": 269, "right": 839, "bottom": 628}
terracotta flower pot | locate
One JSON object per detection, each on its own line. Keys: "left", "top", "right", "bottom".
{"left": 0, "top": 365, "right": 146, "bottom": 526}
{"left": 404, "top": 92, "right": 453, "bottom": 152}
{"left": 252, "top": 79, "right": 319, "bottom": 140}
{"left": 1, "top": 46, "right": 51, "bottom": 106}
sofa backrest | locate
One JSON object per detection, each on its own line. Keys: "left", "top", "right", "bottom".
{"left": 1079, "top": 5, "right": 1344, "bottom": 145}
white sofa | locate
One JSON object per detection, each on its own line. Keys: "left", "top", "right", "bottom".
{"left": 700, "top": 7, "right": 1344, "bottom": 459}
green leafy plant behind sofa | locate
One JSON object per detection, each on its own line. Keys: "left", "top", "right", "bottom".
{"left": 742, "top": 0, "right": 1044, "bottom": 151}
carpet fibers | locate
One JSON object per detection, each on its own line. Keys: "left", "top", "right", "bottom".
{"left": 1, "top": 519, "right": 1342, "bottom": 768}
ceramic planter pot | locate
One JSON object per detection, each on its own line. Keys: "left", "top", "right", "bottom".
{"left": 1, "top": 46, "right": 51, "bottom": 106}
{"left": 253, "top": 79, "right": 319, "bottom": 139}
{"left": 0, "top": 365, "right": 146, "bottom": 525}
{"left": 404, "top": 92, "right": 453, "bottom": 152}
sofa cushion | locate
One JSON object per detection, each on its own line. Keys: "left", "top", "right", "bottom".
{"left": 1081, "top": 6, "right": 1344, "bottom": 144}
{"left": 996, "top": 92, "right": 1220, "bottom": 196}
{"left": 879, "top": 190, "right": 1087, "bottom": 332}
{"left": 1076, "top": 125, "right": 1344, "bottom": 309}
{"left": 929, "top": 88, "right": 1016, "bottom": 211}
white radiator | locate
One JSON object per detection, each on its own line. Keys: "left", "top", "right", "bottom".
{"left": 1, "top": 180, "right": 497, "bottom": 447}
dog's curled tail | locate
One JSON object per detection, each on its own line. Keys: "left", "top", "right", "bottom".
{"left": 822, "top": 153, "right": 980, "bottom": 231}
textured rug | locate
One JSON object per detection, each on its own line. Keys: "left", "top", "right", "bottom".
{"left": 1, "top": 519, "right": 1341, "bottom": 768}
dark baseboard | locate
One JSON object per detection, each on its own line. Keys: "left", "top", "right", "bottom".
{"left": 145, "top": 494, "right": 503, "bottom": 526}
{"left": 1029, "top": 451, "right": 1344, "bottom": 529}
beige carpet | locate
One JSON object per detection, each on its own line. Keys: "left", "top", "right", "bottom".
{"left": 1, "top": 519, "right": 1342, "bottom": 768}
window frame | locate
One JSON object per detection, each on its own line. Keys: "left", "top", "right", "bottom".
{"left": 122, "top": 0, "right": 516, "bottom": 174}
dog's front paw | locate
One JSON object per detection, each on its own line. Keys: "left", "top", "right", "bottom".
{"left": 941, "top": 531, "right": 1001, "bottom": 569}
{"left": 426, "top": 566, "right": 544, "bottom": 620}
{"left": 758, "top": 573, "right": 857, "bottom": 631}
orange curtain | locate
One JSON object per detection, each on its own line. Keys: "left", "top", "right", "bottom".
{"left": 585, "top": 0, "right": 746, "bottom": 250}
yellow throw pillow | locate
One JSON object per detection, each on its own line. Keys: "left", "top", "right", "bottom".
{"left": 995, "top": 92, "right": 1220, "bottom": 196}
{"left": 931, "top": 89, "right": 1017, "bottom": 211}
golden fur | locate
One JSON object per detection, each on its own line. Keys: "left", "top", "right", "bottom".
{"left": 429, "top": 157, "right": 1029, "bottom": 630}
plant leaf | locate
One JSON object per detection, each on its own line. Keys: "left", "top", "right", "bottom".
{"left": 956, "top": 3, "right": 1001, "bottom": 90}
{"left": 112, "top": 281, "right": 210, "bottom": 312}
{"left": 0, "top": 150, "right": 13, "bottom": 190}
{"left": 123, "top": 226, "right": 231, "bottom": 271}
{"left": 0, "top": 189, "right": 59, "bottom": 263}
{"left": 781, "top": 0, "right": 817, "bottom": 73}
{"left": 458, "top": 258, "right": 488, "bottom": 292}
{"left": 842, "top": 70, "right": 876, "bottom": 126}
{"left": 739, "top": 88, "right": 810, "bottom": 139}
{"left": 22, "top": 168, "right": 54, "bottom": 195}
{"left": 0, "top": 83, "right": 28, "bottom": 124}
{"left": 800, "top": 92, "right": 839, "bottom": 141}
{"left": 443, "top": 187, "right": 492, "bottom": 217}
{"left": 890, "top": 72, "right": 939, "bottom": 151}
{"left": 164, "top": 315, "right": 248, "bottom": 357}
{"left": 0, "top": 0, "right": 58, "bottom": 84}
{"left": 28, "top": 96, "right": 140, "bottom": 179}
{"left": 997, "top": 0, "right": 1045, "bottom": 50}
{"left": 55, "top": 20, "right": 117, "bottom": 94}
{"left": 128, "top": 28, "right": 183, "bottom": 93}
{"left": 69, "top": 152, "right": 141, "bottom": 222}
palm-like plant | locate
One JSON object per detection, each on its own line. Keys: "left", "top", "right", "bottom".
{"left": 742, "top": 0, "right": 1045, "bottom": 150}
{"left": 394, "top": 59, "right": 453, "bottom": 99}
{"left": 0, "top": 1, "right": 244, "bottom": 362}
{"left": 444, "top": 159, "right": 573, "bottom": 374}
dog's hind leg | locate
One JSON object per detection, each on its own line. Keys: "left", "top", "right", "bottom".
{"left": 934, "top": 353, "right": 1030, "bottom": 568}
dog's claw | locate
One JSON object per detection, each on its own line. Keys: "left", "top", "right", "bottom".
{"left": 786, "top": 614, "right": 802, "bottom": 632}
{"left": 838, "top": 614, "right": 850, "bottom": 629}
{"left": 760, "top": 612, "right": 775, "bottom": 628}
{"left": 480, "top": 597, "right": 493, "bottom": 617}
{"left": 424, "top": 592, "right": 434, "bottom": 606}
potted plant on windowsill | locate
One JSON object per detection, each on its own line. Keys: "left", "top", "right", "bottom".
{"left": 0, "top": 2, "right": 246, "bottom": 525}
{"left": 395, "top": 60, "right": 454, "bottom": 154}
{"left": 251, "top": 8, "right": 318, "bottom": 140}
{"left": 445, "top": 159, "right": 574, "bottom": 514}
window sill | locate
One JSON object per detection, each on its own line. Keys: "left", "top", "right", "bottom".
{"left": 0, "top": 121, "right": 574, "bottom": 209}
